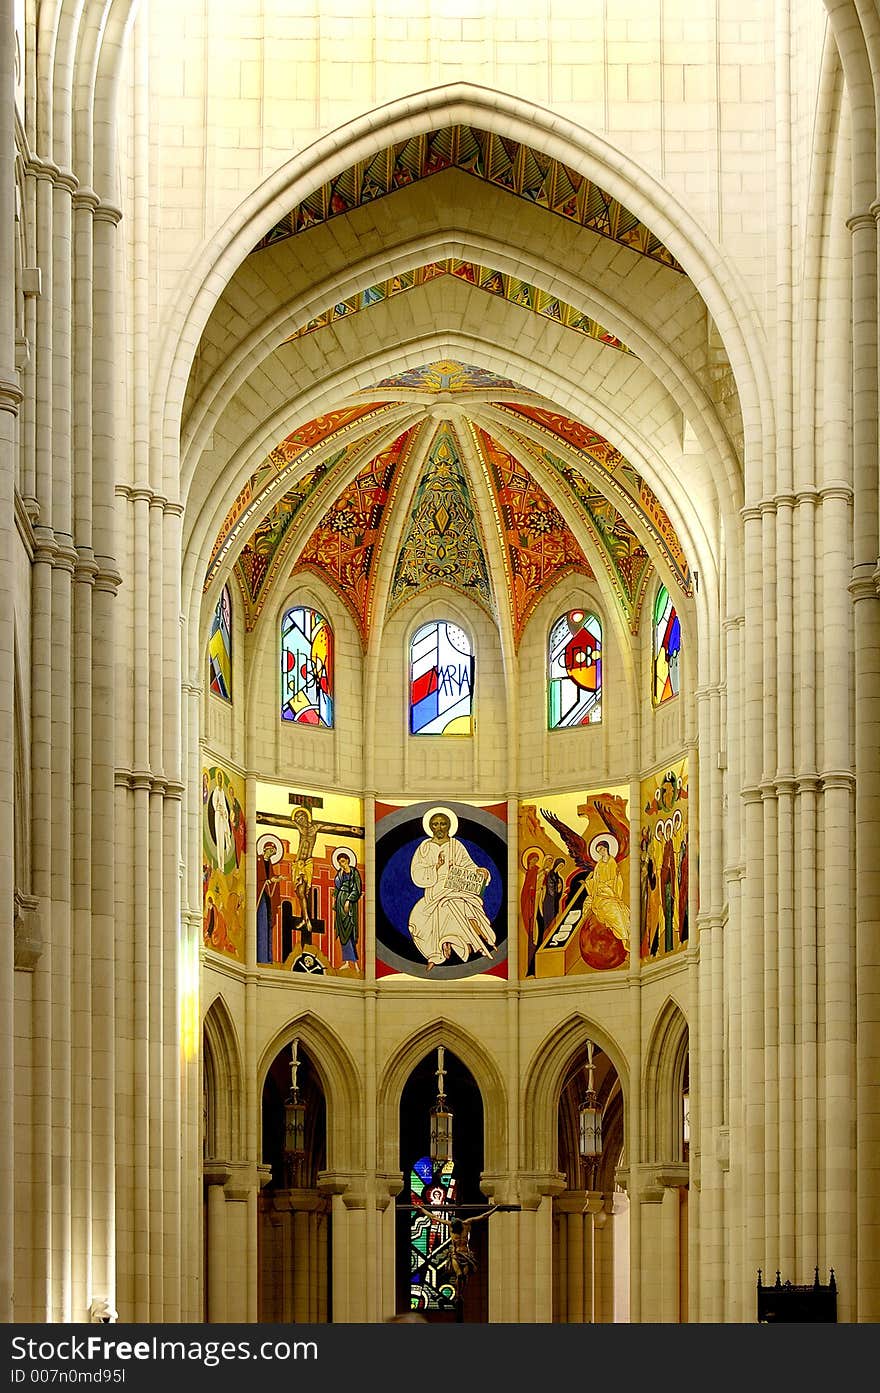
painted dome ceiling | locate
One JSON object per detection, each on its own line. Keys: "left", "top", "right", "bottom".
{"left": 206, "top": 360, "right": 692, "bottom": 647}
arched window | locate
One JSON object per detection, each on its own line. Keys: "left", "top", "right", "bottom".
{"left": 208, "top": 584, "right": 232, "bottom": 702}
{"left": 408, "top": 1156, "right": 458, "bottom": 1313}
{"left": 409, "top": 620, "right": 474, "bottom": 735}
{"left": 652, "top": 584, "right": 681, "bottom": 706}
{"left": 548, "top": 609, "right": 602, "bottom": 728}
{"left": 281, "top": 605, "right": 334, "bottom": 727}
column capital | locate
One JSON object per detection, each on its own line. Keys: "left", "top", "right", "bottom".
{"left": 271, "top": 1188, "right": 326, "bottom": 1214}
{"left": 506, "top": 1170, "right": 566, "bottom": 1210}
{"left": 317, "top": 1169, "right": 366, "bottom": 1208}
{"left": 375, "top": 1172, "right": 404, "bottom": 1212}
{"left": 94, "top": 202, "right": 123, "bottom": 226}
{"left": 846, "top": 209, "right": 876, "bottom": 234}
{"left": 0, "top": 376, "right": 23, "bottom": 414}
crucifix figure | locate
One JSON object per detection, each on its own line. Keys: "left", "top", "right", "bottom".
{"left": 256, "top": 803, "right": 364, "bottom": 943}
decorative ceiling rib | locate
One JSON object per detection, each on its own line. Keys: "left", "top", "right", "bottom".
{"left": 252, "top": 125, "right": 684, "bottom": 272}
{"left": 283, "top": 259, "right": 633, "bottom": 356}
{"left": 296, "top": 428, "right": 419, "bottom": 641}
{"left": 501, "top": 428, "right": 654, "bottom": 632}
{"left": 470, "top": 422, "right": 594, "bottom": 645}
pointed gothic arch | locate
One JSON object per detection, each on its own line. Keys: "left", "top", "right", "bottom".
{"left": 376, "top": 1020, "right": 508, "bottom": 1181}
{"left": 522, "top": 1014, "right": 628, "bottom": 1175}
{"left": 202, "top": 993, "right": 244, "bottom": 1162}
{"left": 257, "top": 1013, "right": 364, "bottom": 1174}
{"left": 642, "top": 997, "right": 690, "bottom": 1167}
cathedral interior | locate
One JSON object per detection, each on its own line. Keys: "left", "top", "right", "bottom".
{"left": 4, "top": 0, "right": 880, "bottom": 1324}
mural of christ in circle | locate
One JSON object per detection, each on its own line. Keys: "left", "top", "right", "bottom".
{"left": 375, "top": 799, "right": 508, "bottom": 980}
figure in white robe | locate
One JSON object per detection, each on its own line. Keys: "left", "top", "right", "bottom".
{"left": 408, "top": 810, "right": 496, "bottom": 970}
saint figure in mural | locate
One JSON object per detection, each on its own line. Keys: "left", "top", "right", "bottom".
{"left": 256, "top": 834, "right": 284, "bottom": 963}
{"left": 211, "top": 784, "right": 234, "bottom": 869}
{"left": 520, "top": 849, "right": 541, "bottom": 978}
{"left": 332, "top": 848, "right": 362, "bottom": 970}
{"left": 660, "top": 821, "right": 677, "bottom": 954}
{"left": 678, "top": 837, "right": 689, "bottom": 944}
{"left": 582, "top": 839, "right": 630, "bottom": 950}
{"left": 539, "top": 792, "right": 630, "bottom": 968}
{"left": 536, "top": 855, "right": 565, "bottom": 943}
{"left": 408, "top": 808, "right": 496, "bottom": 971}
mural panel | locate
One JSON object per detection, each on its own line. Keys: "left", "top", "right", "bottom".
{"left": 518, "top": 787, "right": 630, "bottom": 978}
{"left": 203, "top": 763, "right": 247, "bottom": 962}
{"left": 256, "top": 783, "right": 365, "bottom": 976}
{"left": 639, "top": 757, "right": 689, "bottom": 960}
{"left": 375, "top": 799, "right": 508, "bottom": 980}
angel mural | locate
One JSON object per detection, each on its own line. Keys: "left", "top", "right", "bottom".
{"left": 537, "top": 792, "right": 631, "bottom": 971}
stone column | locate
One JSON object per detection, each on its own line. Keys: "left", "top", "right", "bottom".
{"left": 588, "top": 1195, "right": 615, "bottom": 1323}
{"left": 0, "top": 0, "right": 20, "bottom": 1322}
{"left": 376, "top": 1173, "right": 403, "bottom": 1321}
{"left": 847, "top": 186, "right": 880, "bottom": 1319}
{"left": 555, "top": 1192, "right": 588, "bottom": 1323}
{"left": 635, "top": 1181, "right": 664, "bottom": 1322}
{"left": 515, "top": 1171, "right": 564, "bottom": 1322}
{"left": 204, "top": 1167, "right": 229, "bottom": 1323}
{"left": 319, "top": 1172, "right": 368, "bottom": 1322}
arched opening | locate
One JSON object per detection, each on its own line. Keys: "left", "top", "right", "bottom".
{"left": 396, "top": 1047, "right": 488, "bottom": 1323}
{"left": 553, "top": 1039, "right": 626, "bottom": 1323}
{"left": 258, "top": 1040, "right": 331, "bottom": 1322}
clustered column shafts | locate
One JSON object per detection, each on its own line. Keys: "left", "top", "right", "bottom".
{"left": 0, "top": 0, "right": 21, "bottom": 1324}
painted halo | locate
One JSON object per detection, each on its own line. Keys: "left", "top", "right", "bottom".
{"left": 521, "top": 844, "right": 544, "bottom": 871}
{"left": 422, "top": 805, "right": 459, "bottom": 837}
{"left": 672, "top": 809, "right": 683, "bottom": 834}
{"left": 331, "top": 845, "right": 357, "bottom": 870}
{"left": 589, "top": 832, "right": 619, "bottom": 861}
{"left": 256, "top": 833, "right": 283, "bottom": 863}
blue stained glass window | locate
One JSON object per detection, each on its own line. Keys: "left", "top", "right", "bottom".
{"left": 652, "top": 584, "right": 681, "bottom": 706}
{"left": 281, "top": 606, "right": 334, "bottom": 727}
{"left": 409, "top": 1157, "right": 458, "bottom": 1313}
{"left": 208, "top": 584, "right": 232, "bottom": 702}
{"left": 548, "top": 609, "right": 602, "bottom": 728}
{"left": 409, "top": 620, "right": 474, "bottom": 736}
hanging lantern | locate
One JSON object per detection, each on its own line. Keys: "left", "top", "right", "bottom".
{"left": 578, "top": 1040, "right": 603, "bottom": 1159}
{"left": 429, "top": 1046, "right": 454, "bottom": 1164}
{"left": 284, "top": 1039, "right": 306, "bottom": 1178}
{"left": 284, "top": 1091, "right": 306, "bottom": 1160}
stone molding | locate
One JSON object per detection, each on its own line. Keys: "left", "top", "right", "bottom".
{"left": 13, "top": 890, "right": 42, "bottom": 971}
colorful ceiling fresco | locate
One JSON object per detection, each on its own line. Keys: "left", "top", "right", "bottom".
{"left": 472, "top": 424, "right": 594, "bottom": 645}
{"left": 282, "top": 259, "right": 633, "bottom": 356}
{"left": 492, "top": 403, "right": 693, "bottom": 596}
{"left": 296, "top": 428, "right": 417, "bottom": 640}
{"left": 388, "top": 422, "right": 495, "bottom": 619}
{"left": 206, "top": 370, "right": 692, "bottom": 647}
{"left": 252, "top": 125, "right": 684, "bottom": 273}
{"left": 374, "top": 359, "right": 523, "bottom": 393}
{"left": 516, "top": 437, "right": 654, "bottom": 632}
{"left": 205, "top": 403, "right": 398, "bottom": 588}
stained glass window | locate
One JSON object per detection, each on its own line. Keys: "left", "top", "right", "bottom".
{"left": 409, "top": 1156, "right": 458, "bottom": 1313}
{"left": 409, "top": 620, "right": 474, "bottom": 735}
{"left": 548, "top": 609, "right": 602, "bottom": 728}
{"left": 653, "top": 584, "right": 681, "bottom": 705}
{"left": 281, "top": 606, "right": 334, "bottom": 727}
{"left": 208, "top": 584, "right": 232, "bottom": 702}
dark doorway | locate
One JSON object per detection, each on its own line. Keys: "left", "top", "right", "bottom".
{"left": 396, "top": 1048, "right": 488, "bottom": 1322}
